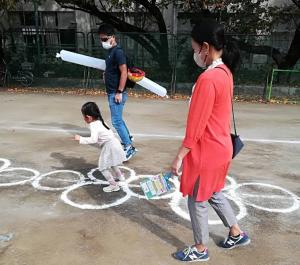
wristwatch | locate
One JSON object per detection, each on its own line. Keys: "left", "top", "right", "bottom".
{"left": 116, "top": 89, "right": 123, "bottom": 94}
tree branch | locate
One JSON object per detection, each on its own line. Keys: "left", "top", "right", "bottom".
{"left": 58, "top": 4, "right": 91, "bottom": 14}
{"left": 227, "top": 35, "right": 283, "bottom": 65}
{"left": 135, "top": 0, "right": 167, "bottom": 32}
{"left": 55, "top": 0, "right": 167, "bottom": 61}
{"left": 291, "top": 0, "right": 300, "bottom": 9}
{"left": 278, "top": 22, "right": 300, "bottom": 68}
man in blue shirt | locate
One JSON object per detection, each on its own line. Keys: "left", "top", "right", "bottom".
{"left": 98, "top": 24, "right": 136, "bottom": 160}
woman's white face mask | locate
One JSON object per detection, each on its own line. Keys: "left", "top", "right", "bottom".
{"left": 193, "top": 47, "right": 207, "bottom": 68}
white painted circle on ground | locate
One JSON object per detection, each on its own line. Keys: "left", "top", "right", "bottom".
{"left": 169, "top": 176, "right": 247, "bottom": 225}
{"left": 87, "top": 168, "right": 101, "bottom": 181}
{"left": 221, "top": 176, "right": 238, "bottom": 192}
{"left": 232, "top": 182, "right": 300, "bottom": 213}
{"left": 0, "top": 167, "right": 40, "bottom": 187}
{"left": 32, "top": 170, "right": 85, "bottom": 191}
{"left": 0, "top": 158, "right": 11, "bottom": 171}
{"left": 61, "top": 181, "right": 131, "bottom": 210}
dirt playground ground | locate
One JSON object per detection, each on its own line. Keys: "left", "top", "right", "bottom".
{"left": 0, "top": 92, "right": 299, "bottom": 265}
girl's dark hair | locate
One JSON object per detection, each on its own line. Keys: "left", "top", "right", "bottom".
{"left": 98, "top": 23, "right": 115, "bottom": 36}
{"left": 81, "top": 102, "right": 110, "bottom": 130}
{"left": 191, "top": 19, "right": 240, "bottom": 73}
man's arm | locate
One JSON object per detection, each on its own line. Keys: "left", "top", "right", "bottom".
{"left": 118, "top": 64, "right": 127, "bottom": 92}
{"left": 115, "top": 64, "right": 127, "bottom": 103}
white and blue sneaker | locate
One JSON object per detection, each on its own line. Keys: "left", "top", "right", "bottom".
{"left": 220, "top": 232, "right": 250, "bottom": 249}
{"left": 173, "top": 246, "right": 209, "bottom": 262}
{"left": 125, "top": 145, "right": 137, "bottom": 161}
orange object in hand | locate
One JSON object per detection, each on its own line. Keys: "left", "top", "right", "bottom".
{"left": 127, "top": 67, "right": 145, "bottom": 82}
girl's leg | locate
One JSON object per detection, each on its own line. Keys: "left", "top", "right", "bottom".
{"left": 111, "top": 166, "right": 125, "bottom": 181}
{"left": 101, "top": 169, "right": 118, "bottom": 186}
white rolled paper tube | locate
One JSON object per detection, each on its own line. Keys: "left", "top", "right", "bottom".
{"left": 56, "top": 50, "right": 168, "bottom": 97}
{"left": 136, "top": 77, "right": 167, "bottom": 97}
{"left": 56, "top": 50, "right": 106, "bottom": 70}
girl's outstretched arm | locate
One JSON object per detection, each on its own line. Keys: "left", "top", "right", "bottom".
{"left": 78, "top": 124, "right": 98, "bottom": 144}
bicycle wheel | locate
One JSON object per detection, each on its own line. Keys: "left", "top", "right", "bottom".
{"left": 18, "top": 71, "right": 33, "bottom": 87}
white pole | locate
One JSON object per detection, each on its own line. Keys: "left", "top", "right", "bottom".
{"left": 56, "top": 50, "right": 106, "bottom": 70}
{"left": 56, "top": 49, "right": 168, "bottom": 97}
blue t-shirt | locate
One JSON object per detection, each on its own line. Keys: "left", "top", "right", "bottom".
{"left": 104, "top": 45, "right": 127, "bottom": 94}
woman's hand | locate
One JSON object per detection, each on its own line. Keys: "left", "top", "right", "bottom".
{"left": 171, "top": 145, "right": 191, "bottom": 176}
{"left": 171, "top": 156, "right": 183, "bottom": 176}
{"left": 74, "top": 135, "right": 81, "bottom": 141}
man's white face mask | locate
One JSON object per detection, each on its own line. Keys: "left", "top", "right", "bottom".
{"left": 102, "top": 40, "right": 113, "bottom": 50}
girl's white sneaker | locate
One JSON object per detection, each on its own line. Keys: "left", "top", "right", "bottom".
{"left": 103, "top": 185, "right": 120, "bottom": 193}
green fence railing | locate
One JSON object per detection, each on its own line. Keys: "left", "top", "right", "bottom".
{"left": 1, "top": 30, "right": 299, "bottom": 98}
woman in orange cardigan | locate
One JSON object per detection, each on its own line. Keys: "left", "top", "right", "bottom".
{"left": 172, "top": 19, "right": 250, "bottom": 262}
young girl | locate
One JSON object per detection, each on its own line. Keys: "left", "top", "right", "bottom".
{"left": 74, "top": 102, "right": 126, "bottom": 192}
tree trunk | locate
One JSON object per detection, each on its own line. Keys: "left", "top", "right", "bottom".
{"left": 278, "top": 22, "right": 300, "bottom": 69}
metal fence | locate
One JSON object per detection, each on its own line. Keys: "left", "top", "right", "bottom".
{"left": 1, "top": 29, "right": 299, "bottom": 98}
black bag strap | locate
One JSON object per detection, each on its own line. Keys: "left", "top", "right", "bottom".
{"left": 215, "top": 66, "right": 238, "bottom": 136}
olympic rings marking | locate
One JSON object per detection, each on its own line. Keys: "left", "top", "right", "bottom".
{"left": 0, "top": 157, "right": 299, "bottom": 225}
{"left": 32, "top": 170, "right": 85, "bottom": 191}
{"left": 0, "top": 167, "right": 40, "bottom": 187}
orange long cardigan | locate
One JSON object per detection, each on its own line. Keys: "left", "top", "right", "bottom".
{"left": 180, "top": 64, "right": 234, "bottom": 202}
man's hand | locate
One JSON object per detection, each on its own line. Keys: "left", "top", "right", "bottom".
{"left": 74, "top": 135, "right": 81, "bottom": 141}
{"left": 102, "top": 71, "right": 105, "bottom": 84}
{"left": 115, "top": 93, "right": 122, "bottom": 104}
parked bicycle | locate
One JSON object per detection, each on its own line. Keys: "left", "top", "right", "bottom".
{"left": 0, "top": 59, "right": 34, "bottom": 87}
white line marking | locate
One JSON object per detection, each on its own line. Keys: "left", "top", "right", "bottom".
{"left": 242, "top": 138, "right": 300, "bottom": 144}
{"left": 3, "top": 126, "right": 300, "bottom": 144}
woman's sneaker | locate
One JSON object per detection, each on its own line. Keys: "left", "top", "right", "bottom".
{"left": 103, "top": 184, "right": 120, "bottom": 193}
{"left": 173, "top": 246, "right": 209, "bottom": 262}
{"left": 220, "top": 232, "right": 250, "bottom": 249}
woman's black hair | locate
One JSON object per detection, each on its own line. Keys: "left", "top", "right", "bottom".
{"left": 98, "top": 23, "right": 115, "bottom": 36}
{"left": 81, "top": 102, "right": 110, "bottom": 130}
{"left": 191, "top": 19, "right": 240, "bottom": 73}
